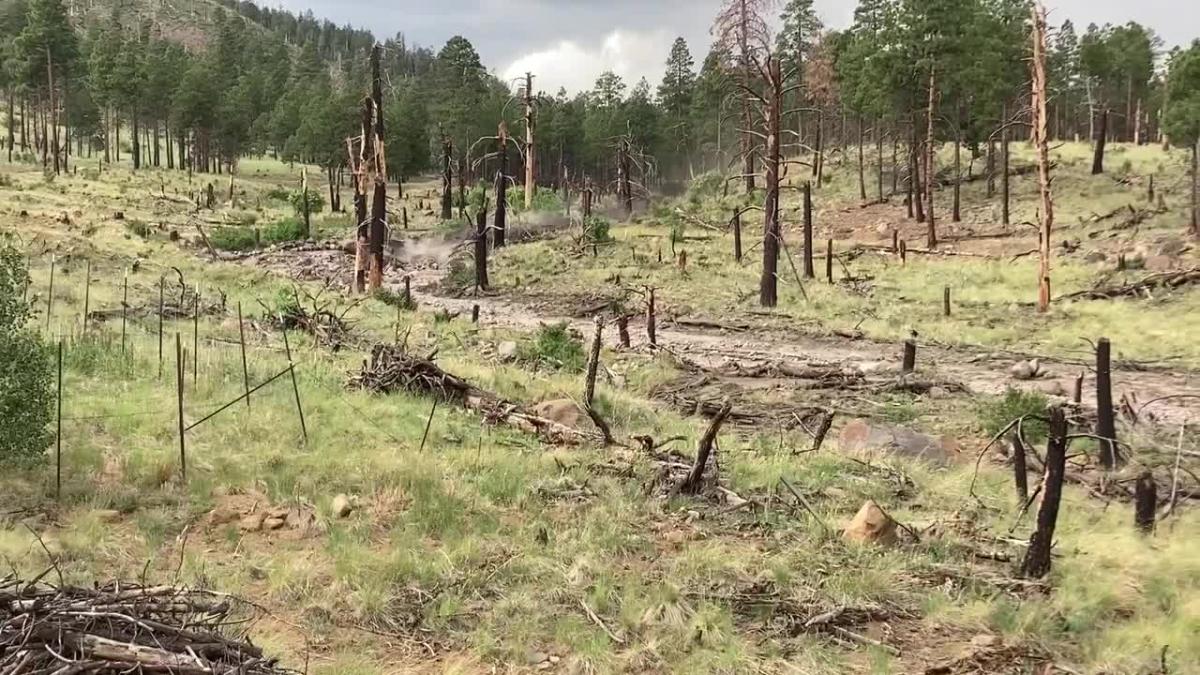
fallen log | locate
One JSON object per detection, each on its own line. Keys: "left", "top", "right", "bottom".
{"left": 349, "top": 344, "right": 599, "bottom": 444}
{"left": 1058, "top": 267, "right": 1200, "bottom": 301}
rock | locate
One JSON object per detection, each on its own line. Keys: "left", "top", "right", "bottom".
{"left": 849, "top": 361, "right": 895, "bottom": 376}
{"left": 263, "top": 517, "right": 286, "bottom": 531}
{"left": 970, "top": 634, "right": 1002, "bottom": 649}
{"left": 843, "top": 500, "right": 898, "bottom": 546}
{"left": 92, "top": 509, "right": 123, "bottom": 523}
{"left": 526, "top": 651, "right": 548, "bottom": 666}
{"left": 1157, "top": 237, "right": 1187, "bottom": 257}
{"left": 1083, "top": 251, "right": 1107, "bottom": 264}
{"left": 1032, "top": 380, "right": 1068, "bottom": 397}
{"left": 1144, "top": 255, "right": 1177, "bottom": 272}
{"left": 1008, "top": 359, "right": 1041, "bottom": 380}
{"left": 548, "top": 655, "right": 560, "bottom": 664}
{"left": 238, "top": 513, "right": 266, "bottom": 532}
{"left": 837, "top": 418, "right": 958, "bottom": 466}
{"left": 497, "top": 341, "right": 519, "bottom": 362}
{"left": 207, "top": 506, "right": 240, "bottom": 526}
{"left": 331, "top": 494, "right": 354, "bottom": 518}
{"left": 532, "top": 399, "right": 582, "bottom": 428}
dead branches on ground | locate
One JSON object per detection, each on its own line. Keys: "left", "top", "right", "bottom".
{"left": 0, "top": 577, "right": 294, "bottom": 674}
{"left": 1058, "top": 267, "right": 1200, "bottom": 301}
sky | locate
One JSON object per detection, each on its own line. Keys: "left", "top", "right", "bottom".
{"left": 273, "top": 0, "right": 1198, "bottom": 95}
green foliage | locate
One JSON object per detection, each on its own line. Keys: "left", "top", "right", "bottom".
{"left": 1164, "top": 41, "right": 1200, "bottom": 147}
{"left": 0, "top": 240, "right": 52, "bottom": 465}
{"left": 262, "top": 217, "right": 307, "bottom": 244}
{"left": 124, "top": 219, "right": 151, "bottom": 239}
{"left": 209, "top": 217, "right": 306, "bottom": 251}
{"left": 976, "top": 388, "right": 1050, "bottom": 443}
{"left": 372, "top": 287, "right": 416, "bottom": 311}
{"left": 517, "top": 322, "right": 585, "bottom": 373}
{"left": 584, "top": 216, "right": 612, "bottom": 243}
{"left": 208, "top": 226, "right": 259, "bottom": 252}
{"left": 287, "top": 188, "right": 324, "bottom": 218}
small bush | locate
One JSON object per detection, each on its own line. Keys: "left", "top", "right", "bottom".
{"left": 124, "top": 219, "right": 151, "bottom": 239}
{"left": 209, "top": 226, "right": 259, "bottom": 252}
{"left": 372, "top": 287, "right": 416, "bottom": 311}
{"left": 262, "top": 217, "right": 307, "bottom": 244}
{"left": 265, "top": 187, "right": 291, "bottom": 202}
{"left": 288, "top": 188, "right": 325, "bottom": 217}
{"left": 584, "top": 215, "right": 612, "bottom": 243}
{"left": 517, "top": 322, "right": 585, "bottom": 372}
{"left": 0, "top": 240, "right": 53, "bottom": 464}
{"left": 977, "top": 388, "right": 1050, "bottom": 443}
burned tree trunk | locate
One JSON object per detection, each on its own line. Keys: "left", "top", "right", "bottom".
{"left": 759, "top": 56, "right": 783, "bottom": 308}
{"left": 1032, "top": 7, "right": 1054, "bottom": 313}
{"left": 584, "top": 315, "right": 603, "bottom": 407}
{"left": 1011, "top": 432, "right": 1029, "bottom": 503}
{"left": 494, "top": 122, "right": 509, "bottom": 248}
{"left": 732, "top": 209, "right": 742, "bottom": 262}
{"left": 876, "top": 121, "right": 884, "bottom": 202}
{"left": 1002, "top": 102, "right": 1011, "bottom": 227}
{"left": 1095, "top": 337, "right": 1120, "bottom": 469}
{"left": 952, "top": 138, "right": 961, "bottom": 222}
{"left": 1135, "top": 471, "right": 1156, "bottom": 533}
{"left": 646, "top": 287, "right": 657, "bottom": 347}
{"left": 857, "top": 116, "right": 867, "bottom": 201}
{"left": 1021, "top": 405, "right": 1067, "bottom": 579}
{"left": 911, "top": 127, "right": 925, "bottom": 223}
{"left": 803, "top": 182, "right": 814, "bottom": 278}
{"left": 1091, "top": 108, "right": 1107, "bottom": 175}
{"left": 474, "top": 194, "right": 489, "bottom": 291}
{"left": 367, "top": 44, "right": 389, "bottom": 291}
{"left": 1192, "top": 141, "right": 1199, "bottom": 236}
{"left": 742, "top": 96, "right": 756, "bottom": 194}
{"left": 440, "top": 134, "right": 453, "bottom": 221}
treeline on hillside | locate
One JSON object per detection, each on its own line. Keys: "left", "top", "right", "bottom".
{"left": 0, "top": 0, "right": 1197, "bottom": 208}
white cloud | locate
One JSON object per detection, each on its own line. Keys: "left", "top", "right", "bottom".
{"left": 501, "top": 28, "right": 675, "bottom": 96}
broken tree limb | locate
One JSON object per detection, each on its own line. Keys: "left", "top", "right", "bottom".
{"left": 678, "top": 399, "right": 734, "bottom": 495}
{"left": 1021, "top": 406, "right": 1068, "bottom": 579}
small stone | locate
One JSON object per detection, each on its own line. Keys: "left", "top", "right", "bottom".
{"left": 843, "top": 500, "right": 898, "bottom": 546}
{"left": 532, "top": 399, "right": 582, "bottom": 429}
{"left": 1083, "top": 251, "right": 1107, "bottom": 264}
{"left": 927, "top": 386, "right": 949, "bottom": 399}
{"left": 526, "top": 651, "right": 548, "bottom": 666}
{"left": 685, "top": 510, "right": 701, "bottom": 523}
{"left": 536, "top": 663, "right": 552, "bottom": 671}
{"left": 208, "top": 506, "right": 240, "bottom": 526}
{"left": 331, "top": 494, "right": 354, "bottom": 518}
{"left": 497, "top": 341, "right": 519, "bottom": 361}
{"left": 1144, "top": 255, "right": 1177, "bottom": 272}
{"left": 263, "top": 517, "right": 286, "bottom": 531}
{"left": 970, "top": 634, "right": 1002, "bottom": 649}
{"left": 548, "top": 655, "right": 560, "bottom": 663}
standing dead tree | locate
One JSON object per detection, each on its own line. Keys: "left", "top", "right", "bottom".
{"left": 345, "top": 45, "right": 390, "bottom": 293}
{"left": 714, "top": 0, "right": 777, "bottom": 194}
{"left": 606, "top": 131, "right": 657, "bottom": 220}
{"left": 522, "top": 72, "right": 539, "bottom": 209}
{"left": 1031, "top": 4, "right": 1054, "bottom": 313}
{"left": 440, "top": 128, "right": 454, "bottom": 221}
{"left": 1021, "top": 406, "right": 1068, "bottom": 578}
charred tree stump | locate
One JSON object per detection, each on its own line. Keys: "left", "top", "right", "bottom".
{"left": 471, "top": 304, "right": 480, "bottom": 323}
{"left": 732, "top": 209, "right": 742, "bottom": 263}
{"left": 678, "top": 399, "right": 733, "bottom": 495}
{"left": 902, "top": 339, "right": 917, "bottom": 373}
{"left": 943, "top": 286, "right": 951, "bottom": 317}
{"left": 891, "top": 229, "right": 899, "bottom": 254}
{"left": 1011, "top": 432, "right": 1029, "bottom": 503}
{"left": 616, "top": 315, "right": 631, "bottom": 348}
{"left": 899, "top": 239, "right": 907, "bottom": 265}
{"left": 1072, "top": 371, "right": 1083, "bottom": 405}
{"left": 494, "top": 123, "right": 509, "bottom": 248}
{"left": 1095, "top": 337, "right": 1120, "bottom": 469}
{"left": 646, "top": 288, "right": 657, "bottom": 347}
{"left": 523, "top": 72, "right": 537, "bottom": 210}
{"left": 1021, "top": 406, "right": 1068, "bottom": 579}
{"left": 1135, "top": 471, "right": 1156, "bottom": 533}
{"left": 584, "top": 315, "right": 603, "bottom": 406}
{"left": 1147, "top": 174, "right": 1154, "bottom": 203}
{"left": 474, "top": 198, "right": 489, "bottom": 291}
{"left": 825, "top": 239, "right": 834, "bottom": 284}
{"left": 1091, "top": 109, "right": 1108, "bottom": 175}
{"left": 803, "top": 182, "right": 815, "bottom": 278}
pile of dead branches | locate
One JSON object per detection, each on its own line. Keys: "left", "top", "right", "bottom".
{"left": 349, "top": 344, "right": 473, "bottom": 402}
{"left": 0, "top": 577, "right": 294, "bottom": 674}
{"left": 261, "top": 282, "right": 358, "bottom": 350}
{"left": 1059, "top": 267, "right": 1200, "bottom": 301}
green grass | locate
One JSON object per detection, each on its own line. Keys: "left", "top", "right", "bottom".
{"left": 0, "top": 151, "right": 1196, "bottom": 674}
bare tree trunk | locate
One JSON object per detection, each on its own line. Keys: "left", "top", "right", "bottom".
{"left": 952, "top": 138, "right": 961, "bottom": 222}
{"left": 367, "top": 44, "right": 389, "bottom": 291}
{"left": 474, "top": 193, "right": 489, "bottom": 291}
{"left": 678, "top": 399, "right": 733, "bottom": 494}
{"left": 759, "top": 57, "right": 783, "bottom": 308}
{"left": 812, "top": 109, "right": 823, "bottom": 187}
{"left": 803, "top": 181, "right": 814, "bottom": 278}
{"left": 876, "top": 121, "right": 884, "bottom": 202}
{"left": 742, "top": 97, "right": 756, "bottom": 193}
{"left": 6, "top": 88, "right": 13, "bottom": 163}
{"left": 1002, "top": 103, "right": 1011, "bottom": 227}
{"left": 911, "top": 128, "right": 924, "bottom": 222}
{"left": 1192, "top": 141, "right": 1198, "bottom": 236}
{"left": 1133, "top": 97, "right": 1142, "bottom": 145}
{"left": 1032, "top": 4, "right": 1054, "bottom": 313}
{"left": 925, "top": 68, "right": 937, "bottom": 248}
{"left": 523, "top": 71, "right": 537, "bottom": 209}
{"left": 857, "top": 116, "right": 866, "bottom": 201}
{"left": 1096, "top": 337, "right": 1120, "bottom": 469}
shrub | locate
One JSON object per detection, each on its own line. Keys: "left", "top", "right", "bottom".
{"left": 0, "top": 240, "right": 53, "bottom": 464}
{"left": 584, "top": 215, "right": 612, "bottom": 243}
{"left": 208, "top": 226, "right": 259, "bottom": 252}
{"left": 517, "top": 322, "right": 585, "bottom": 372}
{"left": 372, "top": 287, "right": 416, "bottom": 311}
{"left": 124, "top": 219, "right": 151, "bottom": 239}
{"left": 262, "top": 217, "right": 307, "bottom": 244}
{"left": 288, "top": 188, "right": 325, "bottom": 217}
{"left": 976, "top": 388, "right": 1050, "bottom": 444}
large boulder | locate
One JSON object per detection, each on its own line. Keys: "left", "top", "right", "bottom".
{"left": 843, "top": 500, "right": 898, "bottom": 546}
{"left": 838, "top": 418, "right": 958, "bottom": 466}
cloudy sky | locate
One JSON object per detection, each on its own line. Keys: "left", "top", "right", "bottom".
{"left": 275, "top": 0, "right": 1196, "bottom": 94}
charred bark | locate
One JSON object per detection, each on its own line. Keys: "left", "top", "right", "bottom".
{"left": 1021, "top": 406, "right": 1067, "bottom": 579}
